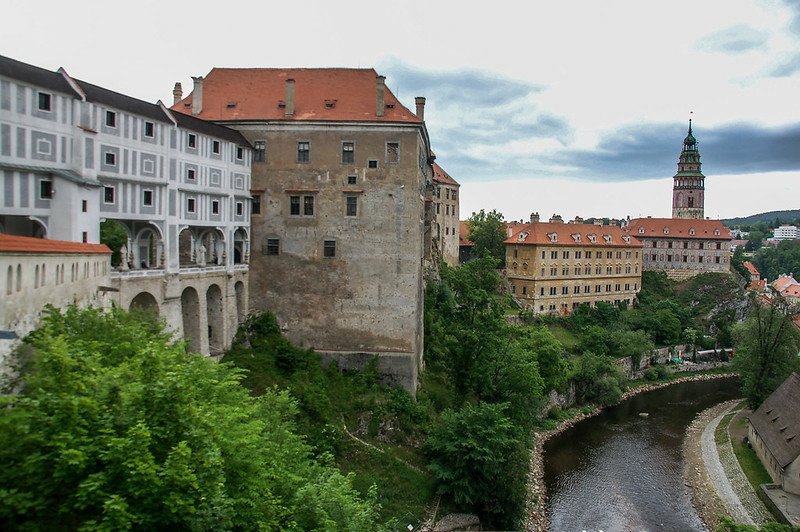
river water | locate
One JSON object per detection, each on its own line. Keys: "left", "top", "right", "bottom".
{"left": 543, "top": 377, "right": 740, "bottom": 532}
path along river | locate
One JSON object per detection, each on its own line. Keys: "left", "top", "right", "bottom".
{"left": 543, "top": 377, "right": 739, "bottom": 531}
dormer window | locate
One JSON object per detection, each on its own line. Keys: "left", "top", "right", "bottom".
{"left": 714, "top": 229, "right": 720, "bottom": 236}
{"left": 547, "top": 232, "right": 557, "bottom": 243}
{"left": 638, "top": 227, "right": 645, "bottom": 234}
{"left": 324, "top": 99, "right": 337, "bottom": 109}
{"left": 603, "top": 234, "right": 612, "bottom": 243}
{"left": 226, "top": 102, "right": 237, "bottom": 109}
{"left": 587, "top": 233, "right": 597, "bottom": 243}
{"left": 622, "top": 235, "right": 631, "bottom": 243}
{"left": 517, "top": 232, "right": 528, "bottom": 241}
{"left": 571, "top": 233, "right": 581, "bottom": 242}
{"left": 689, "top": 228, "right": 696, "bottom": 235}
{"left": 663, "top": 227, "right": 670, "bottom": 235}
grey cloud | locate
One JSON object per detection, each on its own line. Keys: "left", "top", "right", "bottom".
{"left": 695, "top": 25, "right": 769, "bottom": 53}
{"left": 768, "top": 53, "right": 800, "bottom": 77}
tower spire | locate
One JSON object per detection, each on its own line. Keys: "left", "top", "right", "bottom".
{"left": 672, "top": 116, "right": 705, "bottom": 220}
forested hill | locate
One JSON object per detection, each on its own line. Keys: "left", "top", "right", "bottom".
{"left": 723, "top": 209, "right": 800, "bottom": 227}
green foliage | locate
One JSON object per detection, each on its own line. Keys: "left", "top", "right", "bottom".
{"left": 643, "top": 368, "right": 659, "bottom": 381}
{"left": 100, "top": 220, "right": 128, "bottom": 267}
{"left": 466, "top": 209, "right": 507, "bottom": 265}
{"left": 732, "top": 299, "right": 800, "bottom": 409}
{"left": 0, "top": 306, "right": 383, "bottom": 531}
{"left": 571, "top": 352, "right": 626, "bottom": 406}
{"left": 716, "top": 515, "right": 797, "bottom": 531}
{"left": 752, "top": 240, "right": 800, "bottom": 283}
{"left": 517, "top": 326, "right": 569, "bottom": 392}
{"left": 425, "top": 402, "right": 526, "bottom": 529}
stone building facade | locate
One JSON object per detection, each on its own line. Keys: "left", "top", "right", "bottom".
{"left": 672, "top": 119, "right": 705, "bottom": 219}
{"left": 172, "top": 68, "right": 435, "bottom": 392}
{"left": 432, "top": 162, "right": 460, "bottom": 266}
{"left": 0, "top": 55, "right": 252, "bottom": 356}
{"left": 505, "top": 214, "right": 643, "bottom": 315}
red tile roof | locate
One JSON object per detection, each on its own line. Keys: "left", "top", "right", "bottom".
{"left": 0, "top": 234, "right": 110, "bottom": 254}
{"left": 505, "top": 221, "right": 642, "bottom": 248}
{"left": 772, "top": 275, "right": 799, "bottom": 292}
{"left": 743, "top": 261, "right": 760, "bottom": 277}
{"left": 433, "top": 163, "right": 459, "bottom": 187}
{"left": 782, "top": 284, "right": 800, "bottom": 298}
{"left": 459, "top": 221, "right": 474, "bottom": 247}
{"left": 171, "top": 68, "right": 421, "bottom": 123}
{"left": 626, "top": 218, "right": 731, "bottom": 240}
{"left": 747, "top": 279, "right": 767, "bottom": 291}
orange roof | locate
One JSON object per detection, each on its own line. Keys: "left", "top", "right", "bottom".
{"left": 782, "top": 285, "right": 800, "bottom": 297}
{"left": 747, "top": 279, "right": 766, "bottom": 291}
{"left": 743, "top": 261, "right": 760, "bottom": 276}
{"left": 433, "top": 163, "right": 459, "bottom": 187}
{"left": 505, "top": 221, "right": 642, "bottom": 248}
{"left": 626, "top": 218, "right": 731, "bottom": 240}
{"left": 171, "top": 68, "right": 421, "bottom": 123}
{"left": 772, "top": 275, "right": 799, "bottom": 292}
{"left": 0, "top": 234, "right": 111, "bottom": 254}
{"left": 459, "top": 221, "right": 474, "bottom": 246}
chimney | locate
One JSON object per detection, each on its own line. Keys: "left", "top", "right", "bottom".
{"left": 284, "top": 78, "right": 295, "bottom": 117}
{"left": 415, "top": 96, "right": 426, "bottom": 120}
{"left": 173, "top": 82, "right": 183, "bottom": 105}
{"left": 191, "top": 76, "right": 203, "bottom": 116}
{"left": 376, "top": 75, "right": 385, "bottom": 117}
{"left": 549, "top": 213, "right": 564, "bottom": 224}
{"left": 573, "top": 216, "right": 584, "bottom": 224}
{"left": 530, "top": 212, "right": 540, "bottom": 223}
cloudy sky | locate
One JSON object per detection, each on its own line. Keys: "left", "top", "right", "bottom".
{"left": 2, "top": 0, "right": 798, "bottom": 220}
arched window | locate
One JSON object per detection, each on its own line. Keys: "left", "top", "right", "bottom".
{"left": 6, "top": 265, "right": 12, "bottom": 295}
{"left": 16, "top": 264, "right": 22, "bottom": 292}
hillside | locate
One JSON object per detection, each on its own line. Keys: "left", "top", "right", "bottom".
{"left": 722, "top": 209, "right": 800, "bottom": 227}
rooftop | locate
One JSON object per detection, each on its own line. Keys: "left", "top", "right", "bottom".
{"left": 748, "top": 373, "right": 800, "bottom": 468}
{"left": 0, "top": 234, "right": 111, "bottom": 255}
{"left": 505, "top": 221, "right": 642, "bottom": 248}
{"left": 626, "top": 217, "right": 731, "bottom": 240}
{"left": 433, "top": 163, "right": 460, "bottom": 187}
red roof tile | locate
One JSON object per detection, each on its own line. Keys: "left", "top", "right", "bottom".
{"left": 626, "top": 218, "right": 731, "bottom": 240}
{"left": 772, "top": 275, "right": 799, "bottom": 292}
{"left": 459, "top": 221, "right": 474, "bottom": 246}
{"left": 505, "top": 222, "right": 642, "bottom": 248}
{"left": 433, "top": 163, "right": 459, "bottom": 186}
{"left": 171, "top": 68, "right": 421, "bottom": 123}
{"left": 782, "top": 284, "right": 800, "bottom": 297}
{"left": 0, "top": 234, "right": 110, "bottom": 254}
{"left": 743, "top": 261, "right": 760, "bottom": 276}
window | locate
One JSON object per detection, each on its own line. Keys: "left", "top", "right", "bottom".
{"left": 562, "top": 286, "right": 569, "bottom": 295}
{"left": 606, "top": 251, "right": 612, "bottom": 259}
{"left": 266, "top": 238, "right": 280, "bottom": 255}
{"left": 323, "top": 240, "right": 336, "bottom": 258}
{"left": 187, "top": 197, "right": 196, "bottom": 213}
{"left": 540, "top": 287, "right": 545, "bottom": 296}
{"left": 105, "top": 110, "right": 117, "bottom": 127}
{"left": 82, "top": 232, "right": 88, "bottom": 243}
{"left": 37, "top": 92, "right": 52, "bottom": 111}
{"left": 253, "top": 141, "right": 265, "bottom": 161}
{"left": 144, "top": 121, "right": 154, "bottom": 138}
{"left": 346, "top": 195, "right": 358, "bottom": 217}
{"left": 563, "top": 251, "right": 570, "bottom": 259}
{"left": 368, "top": 159, "right": 378, "bottom": 169}
{"left": 386, "top": 142, "right": 399, "bottom": 163}
{"left": 105, "top": 152, "right": 116, "bottom": 166}
{"left": 551, "top": 251, "right": 558, "bottom": 259}
{"left": 236, "top": 202, "right": 244, "bottom": 216}
{"left": 585, "top": 251, "right": 592, "bottom": 259}
{"left": 212, "top": 140, "right": 221, "bottom": 154}
{"left": 584, "top": 285, "right": 590, "bottom": 293}
{"left": 595, "top": 285, "right": 601, "bottom": 293}
{"left": 576, "top": 251, "right": 582, "bottom": 259}
{"left": 297, "top": 141, "right": 310, "bottom": 163}
{"left": 573, "top": 286, "right": 580, "bottom": 294}
{"left": 211, "top": 200, "right": 220, "bottom": 214}
{"left": 342, "top": 142, "right": 354, "bottom": 163}
{"left": 303, "top": 195, "right": 314, "bottom": 216}
{"left": 235, "top": 146, "right": 244, "bottom": 160}
{"left": 81, "top": 200, "right": 87, "bottom": 212}
{"left": 522, "top": 286, "right": 527, "bottom": 295}
{"left": 104, "top": 186, "right": 115, "bottom": 204}
{"left": 511, "top": 285, "right": 516, "bottom": 294}
{"left": 290, "top": 196, "right": 300, "bottom": 215}
{"left": 142, "top": 189, "right": 153, "bottom": 206}
{"left": 39, "top": 180, "right": 53, "bottom": 199}
{"left": 615, "top": 284, "right": 621, "bottom": 291}
{"left": 188, "top": 133, "right": 197, "bottom": 148}
{"left": 251, "top": 194, "right": 261, "bottom": 215}
{"left": 550, "top": 287, "right": 557, "bottom": 295}
{"left": 187, "top": 168, "right": 196, "bottom": 180}
{"left": 616, "top": 251, "right": 621, "bottom": 259}
{"left": 347, "top": 175, "right": 357, "bottom": 185}
{"left": 606, "top": 284, "right": 612, "bottom": 292}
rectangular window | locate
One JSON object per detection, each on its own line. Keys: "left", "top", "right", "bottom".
{"left": 342, "top": 142, "right": 354, "bottom": 163}
{"left": 522, "top": 286, "right": 527, "bottom": 295}
{"left": 562, "top": 286, "right": 569, "bottom": 295}
{"left": 563, "top": 251, "right": 569, "bottom": 259}
{"left": 606, "top": 251, "right": 612, "bottom": 259}
{"left": 253, "top": 141, "right": 265, "bottom": 161}
{"left": 606, "top": 284, "right": 612, "bottom": 292}
{"left": 105, "top": 152, "right": 116, "bottom": 166}
{"left": 615, "top": 284, "right": 621, "bottom": 291}
{"left": 511, "top": 285, "right": 516, "bottom": 294}
{"left": 347, "top": 175, "right": 357, "bottom": 185}
{"left": 290, "top": 195, "right": 300, "bottom": 215}
{"left": 105, "top": 110, "right": 117, "bottom": 127}
{"left": 144, "top": 121, "right": 154, "bottom": 138}
{"left": 584, "top": 285, "right": 590, "bottom": 293}
{"left": 82, "top": 232, "right": 88, "bottom": 243}
{"left": 251, "top": 194, "right": 261, "bottom": 215}
{"left": 104, "top": 186, "right": 115, "bottom": 204}
{"left": 39, "top": 180, "right": 53, "bottom": 199}
{"left": 266, "top": 238, "right": 280, "bottom": 255}
{"left": 187, "top": 197, "right": 196, "bottom": 213}
{"left": 575, "top": 251, "right": 582, "bottom": 259}
{"left": 551, "top": 251, "right": 557, "bottom": 259}
{"left": 211, "top": 200, "right": 220, "bottom": 214}
{"left": 574, "top": 286, "right": 580, "bottom": 294}
{"left": 368, "top": 159, "right": 378, "bottom": 169}
{"left": 37, "top": 92, "right": 52, "bottom": 111}
{"left": 345, "top": 195, "right": 358, "bottom": 217}
{"left": 550, "top": 287, "right": 557, "bottom": 295}
{"left": 212, "top": 140, "right": 221, "bottom": 154}
{"left": 595, "top": 285, "right": 601, "bottom": 293}
{"left": 236, "top": 202, "right": 244, "bottom": 216}
{"left": 303, "top": 195, "right": 314, "bottom": 216}
{"left": 187, "top": 168, "right": 196, "bottom": 180}
{"left": 323, "top": 240, "right": 336, "bottom": 258}
{"left": 586, "top": 251, "right": 592, "bottom": 259}
{"left": 386, "top": 142, "right": 399, "bottom": 163}
{"left": 188, "top": 133, "right": 197, "bottom": 148}
{"left": 540, "top": 287, "right": 545, "bottom": 296}
{"left": 81, "top": 200, "right": 88, "bottom": 212}
{"left": 297, "top": 141, "right": 310, "bottom": 163}
{"left": 236, "top": 146, "right": 244, "bottom": 160}
{"left": 142, "top": 189, "right": 153, "bottom": 206}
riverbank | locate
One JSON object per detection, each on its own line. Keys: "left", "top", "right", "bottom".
{"left": 524, "top": 371, "right": 736, "bottom": 532}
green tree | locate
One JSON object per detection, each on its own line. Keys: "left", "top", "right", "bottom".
{"left": 0, "top": 306, "right": 382, "bottom": 531}
{"left": 613, "top": 329, "right": 655, "bottom": 370}
{"left": 732, "top": 299, "right": 800, "bottom": 409}
{"left": 467, "top": 209, "right": 506, "bottom": 265}
{"left": 517, "top": 326, "right": 568, "bottom": 392}
{"left": 683, "top": 327, "right": 699, "bottom": 362}
{"left": 100, "top": 219, "right": 128, "bottom": 267}
{"left": 572, "top": 352, "right": 625, "bottom": 406}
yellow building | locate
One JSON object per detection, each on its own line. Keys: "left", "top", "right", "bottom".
{"left": 505, "top": 215, "right": 643, "bottom": 315}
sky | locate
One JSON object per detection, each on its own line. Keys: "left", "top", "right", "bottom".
{"left": 2, "top": 0, "right": 798, "bottom": 221}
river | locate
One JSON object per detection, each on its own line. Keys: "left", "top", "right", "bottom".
{"left": 543, "top": 377, "right": 740, "bottom": 532}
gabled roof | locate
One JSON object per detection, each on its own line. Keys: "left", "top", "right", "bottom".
{"left": 0, "top": 54, "right": 80, "bottom": 97}
{"left": 171, "top": 68, "right": 422, "bottom": 123}
{"left": 782, "top": 284, "right": 800, "bottom": 298}
{"left": 743, "top": 261, "right": 760, "bottom": 277}
{"left": 772, "top": 275, "right": 799, "bottom": 292}
{"left": 626, "top": 217, "right": 731, "bottom": 240}
{"left": 433, "top": 163, "right": 459, "bottom": 187}
{"left": 169, "top": 110, "right": 251, "bottom": 147}
{"left": 748, "top": 373, "right": 800, "bottom": 468}
{"left": 459, "top": 221, "right": 474, "bottom": 247}
{"left": 505, "top": 221, "right": 642, "bottom": 248}
{"left": 72, "top": 78, "right": 171, "bottom": 123}
{"left": 0, "top": 234, "right": 110, "bottom": 254}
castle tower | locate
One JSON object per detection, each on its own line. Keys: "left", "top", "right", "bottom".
{"left": 672, "top": 118, "right": 705, "bottom": 219}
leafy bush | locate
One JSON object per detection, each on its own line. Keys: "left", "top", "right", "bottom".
{"left": 655, "top": 364, "right": 671, "bottom": 379}
{"left": 644, "top": 368, "right": 659, "bottom": 381}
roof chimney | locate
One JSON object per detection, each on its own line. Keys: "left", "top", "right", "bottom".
{"left": 376, "top": 75, "right": 385, "bottom": 117}
{"left": 173, "top": 82, "right": 183, "bottom": 105}
{"left": 549, "top": 214, "right": 564, "bottom": 223}
{"left": 415, "top": 96, "right": 426, "bottom": 121}
{"left": 284, "top": 78, "right": 295, "bottom": 117}
{"left": 191, "top": 76, "right": 203, "bottom": 116}
{"left": 530, "top": 212, "right": 540, "bottom": 223}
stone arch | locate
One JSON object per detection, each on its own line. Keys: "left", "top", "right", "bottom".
{"left": 198, "top": 228, "right": 225, "bottom": 266}
{"left": 181, "top": 286, "right": 202, "bottom": 353}
{"left": 233, "top": 228, "right": 249, "bottom": 264}
{"left": 234, "top": 281, "right": 246, "bottom": 326}
{"left": 29, "top": 217, "right": 47, "bottom": 239}
{"left": 133, "top": 225, "right": 163, "bottom": 270}
{"left": 178, "top": 227, "right": 195, "bottom": 267}
{"left": 129, "top": 291, "right": 159, "bottom": 315}
{"left": 206, "top": 284, "right": 224, "bottom": 354}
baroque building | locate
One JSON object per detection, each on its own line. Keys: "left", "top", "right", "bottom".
{"left": 505, "top": 214, "right": 643, "bottom": 315}
{"left": 672, "top": 119, "right": 705, "bottom": 219}
{"left": 432, "top": 162, "right": 460, "bottom": 266}
{"left": 172, "top": 68, "right": 436, "bottom": 392}
{"left": 0, "top": 55, "right": 252, "bottom": 361}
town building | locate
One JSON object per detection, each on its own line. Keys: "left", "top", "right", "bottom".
{"left": 771, "top": 274, "right": 800, "bottom": 306}
{"left": 171, "top": 68, "right": 436, "bottom": 392}
{"left": 774, "top": 224, "right": 799, "bottom": 241}
{"left": 432, "top": 162, "right": 460, "bottom": 266}
{"left": 505, "top": 213, "right": 643, "bottom": 315}
{"left": 625, "top": 218, "right": 731, "bottom": 280}
{"left": 743, "top": 261, "right": 761, "bottom": 283}
{"left": 672, "top": 119, "right": 705, "bottom": 220}
{"left": 459, "top": 220, "right": 474, "bottom": 263}
{"left": 0, "top": 54, "right": 252, "bottom": 359}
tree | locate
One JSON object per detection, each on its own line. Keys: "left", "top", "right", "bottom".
{"left": 613, "top": 329, "right": 655, "bottom": 370}
{"left": 100, "top": 219, "right": 128, "bottom": 267}
{"left": 683, "top": 327, "right": 699, "bottom": 362}
{"left": 0, "top": 306, "right": 382, "bottom": 531}
{"left": 467, "top": 209, "right": 506, "bottom": 265}
{"left": 732, "top": 299, "right": 800, "bottom": 409}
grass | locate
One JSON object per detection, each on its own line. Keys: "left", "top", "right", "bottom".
{"left": 715, "top": 412, "right": 736, "bottom": 445}
{"left": 546, "top": 324, "right": 580, "bottom": 350}
{"left": 728, "top": 414, "right": 774, "bottom": 492}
